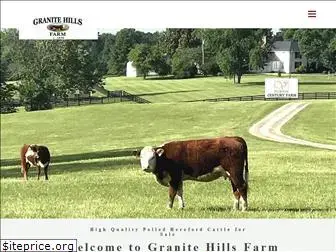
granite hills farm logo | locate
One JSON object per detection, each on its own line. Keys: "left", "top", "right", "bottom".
{"left": 47, "top": 24, "right": 69, "bottom": 32}
{"left": 33, "top": 17, "right": 82, "bottom": 39}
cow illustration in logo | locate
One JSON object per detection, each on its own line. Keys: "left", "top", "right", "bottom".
{"left": 274, "top": 79, "right": 289, "bottom": 93}
{"left": 47, "top": 24, "right": 69, "bottom": 32}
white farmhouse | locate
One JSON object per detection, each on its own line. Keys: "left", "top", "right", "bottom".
{"left": 126, "top": 61, "right": 139, "bottom": 77}
{"left": 126, "top": 61, "right": 158, "bottom": 77}
{"left": 263, "top": 40, "right": 307, "bottom": 74}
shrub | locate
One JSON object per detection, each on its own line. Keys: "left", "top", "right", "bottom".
{"left": 295, "top": 65, "right": 306, "bottom": 73}
{"left": 200, "top": 61, "right": 220, "bottom": 76}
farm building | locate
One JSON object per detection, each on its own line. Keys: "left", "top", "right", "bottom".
{"left": 262, "top": 40, "right": 308, "bottom": 74}
{"left": 126, "top": 61, "right": 158, "bottom": 77}
{"left": 126, "top": 61, "right": 139, "bottom": 77}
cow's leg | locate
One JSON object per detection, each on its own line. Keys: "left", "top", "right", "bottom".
{"left": 23, "top": 163, "right": 30, "bottom": 180}
{"left": 232, "top": 177, "right": 248, "bottom": 211}
{"left": 37, "top": 167, "right": 41, "bottom": 180}
{"left": 238, "top": 183, "right": 248, "bottom": 211}
{"left": 177, "top": 182, "right": 185, "bottom": 209}
{"left": 167, "top": 177, "right": 181, "bottom": 209}
{"left": 167, "top": 185, "right": 177, "bottom": 209}
{"left": 230, "top": 180, "right": 240, "bottom": 210}
{"left": 44, "top": 163, "right": 49, "bottom": 180}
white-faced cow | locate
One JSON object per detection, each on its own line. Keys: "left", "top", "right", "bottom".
{"left": 20, "top": 144, "right": 51, "bottom": 180}
{"left": 138, "top": 137, "right": 249, "bottom": 211}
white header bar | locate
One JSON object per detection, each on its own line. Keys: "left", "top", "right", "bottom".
{"left": 1, "top": 219, "right": 336, "bottom": 252}
{"left": 1, "top": 1, "right": 335, "bottom": 29}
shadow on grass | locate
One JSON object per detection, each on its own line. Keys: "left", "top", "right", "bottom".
{"left": 200, "top": 206, "right": 233, "bottom": 212}
{"left": 246, "top": 207, "right": 334, "bottom": 212}
{"left": 201, "top": 206, "right": 334, "bottom": 213}
{"left": 145, "top": 75, "right": 215, "bottom": 81}
{"left": 240, "top": 81, "right": 336, "bottom": 86}
{"left": 1, "top": 157, "right": 139, "bottom": 179}
{"left": 0, "top": 147, "right": 142, "bottom": 167}
{"left": 137, "top": 90, "right": 203, "bottom": 97}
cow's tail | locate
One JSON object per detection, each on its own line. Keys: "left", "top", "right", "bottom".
{"left": 238, "top": 137, "right": 249, "bottom": 191}
{"left": 244, "top": 148, "right": 249, "bottom": 191}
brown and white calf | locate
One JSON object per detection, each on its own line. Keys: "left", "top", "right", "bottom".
{"left": 20, "top": 144, "right": 51, "bottom": 180}
{"left": 139, "top": 137, "right": 249, "bottom": 211}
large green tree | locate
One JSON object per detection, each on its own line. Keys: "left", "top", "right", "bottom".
{"left": 128, "top": 43, "right": 171, "bottom": 78}
{"left": 0, "top": 55, "right": 17, "bottom": 113}
{"left": 282, "top": 29, "right": 336, "bottom": 72}
{"left": 1, "top": 29, "right": 19, "bottom": 113}
{"left": 202, "top": 29, "right": 272, "bottom": 83}
{"left": 108, "top": 29, "right": 154, "bottom": 76}
{"left": 58, "top": 41, "right": 103, "bottom": 95}
{"left": 161, "top": 29, "right": 201, "bottom": 57}
{"left": 128, "top": 44, "right": 152, "bottom": 79}
{"left": 96, "top": 33, "right": 116, "bottom": 75}
{"left": 13, "top": 40, "right": 103, "bottom": 111}
{"left": 0, "top": 29, "right": 21, "bottom": 81}
{"left": 150, "top": 44, "right": 171, "bottom": 76}
{"left": 171, "top": 47, "right": 201, "bottom": 79}
{"left": 15, "top": 40, "right": 58, "bottom": 110}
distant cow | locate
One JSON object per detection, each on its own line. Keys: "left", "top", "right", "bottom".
{"left": 138, "top": 137, "right": 249, "bottom": 211}
{"left": 20, "top": 144, "right": 51, "bottom": 180}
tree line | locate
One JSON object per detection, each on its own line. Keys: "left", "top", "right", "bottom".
{"left": 1, "top": 28, "right": 335, "bottom": 113}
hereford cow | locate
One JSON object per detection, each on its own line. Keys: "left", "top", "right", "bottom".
{"left": 138, "top": 137, "right": 249, "bottom": 211}
{"left": 20, "top": 144, "right": 51, "bottom": 180}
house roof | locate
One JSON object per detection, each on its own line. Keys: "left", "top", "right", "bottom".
{"left": 272, "top": 40, "right": 300, "bottom": 52}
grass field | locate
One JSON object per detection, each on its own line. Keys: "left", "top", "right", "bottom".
{"left": 1, "top": 100, "right": 335, "bottom": 218}
{"left": 282, "top": 101, "right": 336, "bottom": 145}
{"left": 103, "top": 74, "right": 336, "bottom": 103}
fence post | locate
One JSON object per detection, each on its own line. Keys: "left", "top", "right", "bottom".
{"left": 101, "top": 97, "right": 104, "bottom": 104}
{"left": 328, "top": 92, "right": 330, "bottom": 99}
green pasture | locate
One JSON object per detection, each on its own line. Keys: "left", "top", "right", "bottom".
{"left": 283, "top": 101, "right": 336, "bottom": 145}
{"left": 103, "top": 74, "right": 336, "bottom": 103}
{"left": 1, "top": 100, "right": 335, "bottom": 218}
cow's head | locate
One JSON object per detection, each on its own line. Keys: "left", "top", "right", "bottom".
{"left": 139, "top": 146, "right": 164, "bottom": 173}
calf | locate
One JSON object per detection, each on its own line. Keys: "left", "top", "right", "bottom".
{"left": 20, "top": 144, "right": 51, "bottom": 180}
{"left": 139, "top": 137, "right": 249, "bottom": 211}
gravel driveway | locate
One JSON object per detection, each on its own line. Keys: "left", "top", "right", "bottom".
{"left": 249, "top": 102, "right": 336, "bottom": 150}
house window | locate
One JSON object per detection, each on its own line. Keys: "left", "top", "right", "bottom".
{"left": 272, "top": 61, "right": 283, "bottom": 71}
{"left": 295, "top": 52, "right": 302, "bottom": 59}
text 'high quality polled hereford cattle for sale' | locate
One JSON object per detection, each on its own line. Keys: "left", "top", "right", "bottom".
{"left": 138, "top": 137, "right": 249, "bottom": 211}
{"left": 20, "top": 144, "right": 51, "bottom": 180}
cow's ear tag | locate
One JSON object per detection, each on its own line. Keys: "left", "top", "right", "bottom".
{"left": 156, "top": 148, "right": 164, "bottom": 156}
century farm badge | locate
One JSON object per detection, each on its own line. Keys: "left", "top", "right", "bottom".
{"left": 33, "top": 17, "right": 83, "bottom": 39}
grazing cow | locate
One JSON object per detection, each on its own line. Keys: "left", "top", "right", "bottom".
{"left": 20, "top": 144, "right": 51, "bottom": 180}
{"left": 138, "top": 137, "right": 249, "bottom": 211}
